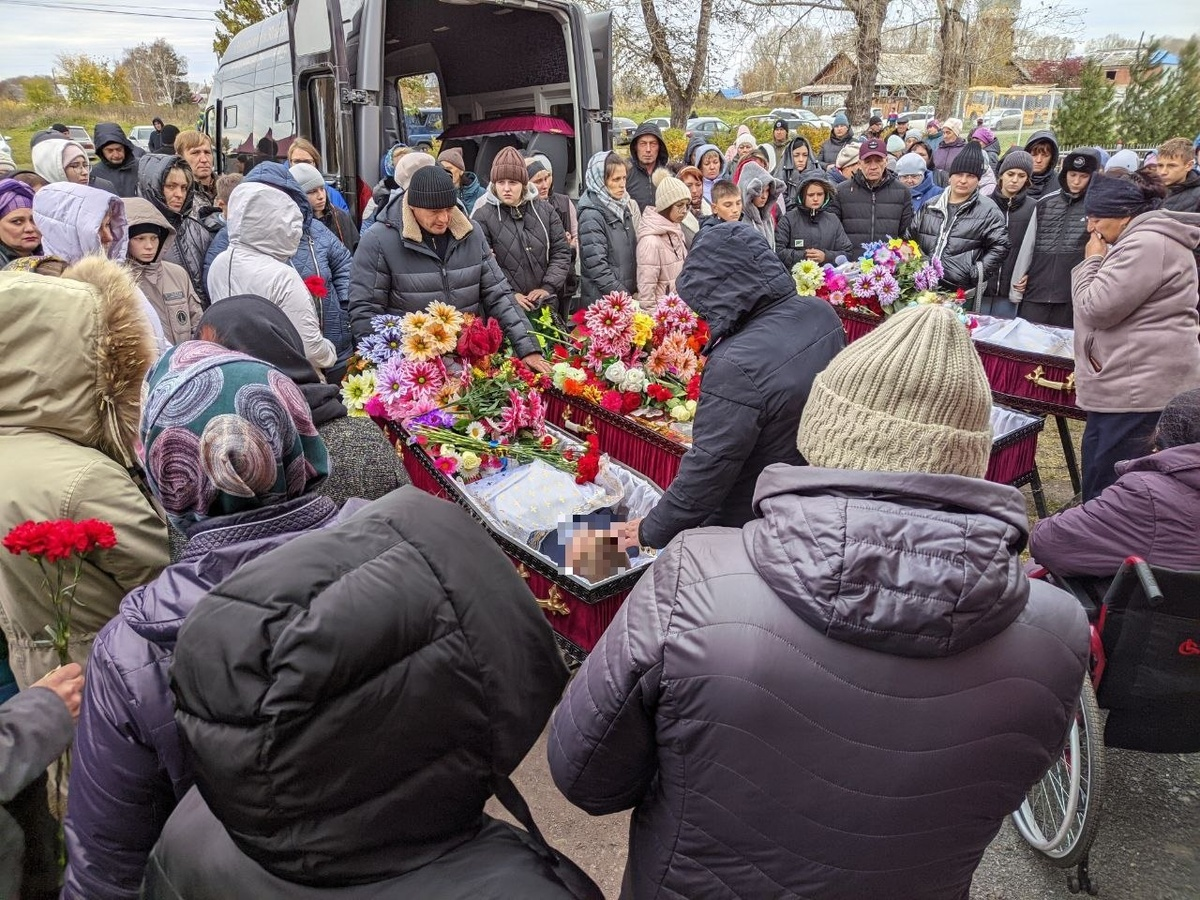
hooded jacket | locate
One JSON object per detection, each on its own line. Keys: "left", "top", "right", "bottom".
{"left": 31, "top": 138, "right": 89, "bottom": 185}
{"left": 207, "top": 183, "right": 337, "bottom": 369}
{"left": 1009, "top": 150, "right": 1098, "bottom": 305}
{"left": 93, "top": 123, "right": 143, "bottom": 198}
{"left": 1163, "top": 167, "right": 1200, "bottom": 213}
{"left": 472, "top": 182, "right": 571, "bottom": 302}
{"left": 1069, "top": 210, "right": 1200, "bottom": 413}
{"left": 348, "top": 195, "right": 539, "bottom": 358}
{"left": 551, "top": 465, "right": 1088, "bottom": 900}
{"left": 0, "top": 258, "right": 168, "bottom": 688}
{"left": 911, "top": 186, "right": 1011, "bottom": 290}
{"left": 635, "top": 206, "right": 686, "bottom": 304}
{"left": 124, "top": 197, "right": 202, "bottom": 345}
{"left": 737, "top": 161, "right": 785, "bottom": 250}
{"left": 779, "top": 135, "right": 818, "bottom": 202}
{"left": 689, "top": 143, "right": 725, "bottom": 203}
{"left": 456, "top": 170, "right": 487, "bottom": 213}
{"left": 983, "top": 187, "right": 1036, "bottom": 301}
{"left": 1031, "top": 442, "right": 1200, "bottom": 577}
{"left": 1024, "top": 130, "right": 1061, "bottom": 200}
{"left": 774, "top": 170, "right": 853, "bottom": 269}
{"left": 637, "top": 223, "right": 844, "bottom": 549}
{"left": 626, "top": 122, "right": 670, "bottom": 211}
{"left": 32, "top": 181, "right": 127, "bottom": 262}
{"left": 142, "top": 488, "right": 584, "bottom": 899}
{"left": 817, "top": 124, "right": 854, "bottom": 167}
{"left": 203, "top": 163, "right": 355, "bottom": 370}
{"left": 62, "top": 495, "right": 344, "bottom": 900}
{"left": 137, "top": 154, "right": 217, "bottom": 303}
{"left": 909, "top": 168, "right": 944, "bottom": 211}
{"left": 830, "top": 167, "right": 915, "bottom": 252}
{"left": 578, "top": 193, "right": 639, "bottom": 305}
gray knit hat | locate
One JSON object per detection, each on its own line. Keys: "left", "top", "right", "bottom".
{"left": 798, "top": 304, "right": 993, "bottom": 478}
{"left": 998, "top": 149, "right": 1034, "bottom": 178}
{"left": 288, "top": 162, "right": 325, "bottom": 194}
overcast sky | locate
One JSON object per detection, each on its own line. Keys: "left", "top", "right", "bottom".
{"left": 0, "top": 0, "right": 1197, "bottom": 84}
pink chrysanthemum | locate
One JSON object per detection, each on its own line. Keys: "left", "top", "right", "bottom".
{"left": 585, "top": 293, "right": 635, "bottom": 343}
{"left": 396, "top": 358, "right": 447, "bottom": 399}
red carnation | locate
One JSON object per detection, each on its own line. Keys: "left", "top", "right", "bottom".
{"left": 620, "top": 391, "right": 641, "bottom": 414}
{"left": 646, "top": 383, "right": 673, "bottom": 403}
{"left": 600, "top": 390, "right": 624, "bottom": 413}
{"left": 685, "top": 373, "right": 702, "bottom": 401}
{"left": 575, "top": 454, "right": 600, "bottom": 484}
{"left": 303, "top": 275, "right": 328, "bottom": 299}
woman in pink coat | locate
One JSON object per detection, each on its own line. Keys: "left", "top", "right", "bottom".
{"left": 636, "top": 172, "right": 690, "bottom": 306}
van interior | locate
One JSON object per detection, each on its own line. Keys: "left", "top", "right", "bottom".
{"left": 372, "top": 0, "right": 581, "bottom": 194}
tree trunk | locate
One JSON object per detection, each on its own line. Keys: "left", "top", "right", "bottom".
{"left": 846, "top": 0, "right": 886, "bottom": 122}
{"left": 937, "top": 0, "right": 969, "bottom": 117}
{"left": 641, "top": 0, "right": 713, "bottom": 129}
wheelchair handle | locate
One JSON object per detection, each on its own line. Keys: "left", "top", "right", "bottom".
{"left": 1125, "top": 556, "right": 1165, "bottom": 606}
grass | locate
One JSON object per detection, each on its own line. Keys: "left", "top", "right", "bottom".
{"left": 0, "top": 102, "right": 194, "bottom": 166}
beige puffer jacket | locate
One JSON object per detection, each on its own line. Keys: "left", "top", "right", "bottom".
{"left": 124, "top": 198, "right": 203, "bottom": 346}
{"left": 0, "top": 257, "right": 168, "bottom": 687}
{"left": 636, "top": 206, "right": 686, "bottom": 306}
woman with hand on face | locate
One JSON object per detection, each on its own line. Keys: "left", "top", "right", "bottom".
{"left": 1070, "top": 169, "right": 1200, "bottom": 500}
{"left": 0, "top": 179, "right": 41, "bottom": 266}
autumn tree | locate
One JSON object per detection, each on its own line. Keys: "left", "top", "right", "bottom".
{"left": 121, "top": 40, "right": 190, "bottom": 106}
{"left": 1053, "top": 61, "right": 1115, "bottom": 148}
{"left": 55, "top": 54, "right": 130, "bottom": 107}
{"left": 24, "top": 77, "right": 58, "bottom": 108}
{"left": 1027, "top": 57, "right": 1084, "bottom": 87}
{"left": 214, "top": 0, "right": 285, "bottom": 57}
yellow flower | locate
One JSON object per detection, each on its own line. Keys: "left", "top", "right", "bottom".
{"left": 887, "top": 238, "right": 902, "bottom": 249}
{"left": 401, "top": 330, "right": 439, "bottom": 361}
{"left": 436, "top": 382, "right": 462, "bottom": 406}
{"left": 916, "top": 291, "right": 940, "bottom": 304}
{"left": 427, "top": 301, "right": 465, "bottom": 333}
{"left": 466, "top": 421, "right": 487, "bottom": 441}
{"left": 400, "top": 311, "right": 433, "bottom": 337}
{"left": 631, "top": 311, "right": 655, "bottom": 347}
{"left": 582, "top": 385, "right": 603, "bottom": 403}
{"left": 340, "top": 371, "right": 375, "bottom": 415}
{"left": 860, "top": 259, "right": 875, "bottom": 274}
{"left": 460, "top": 450, "right": 481, "bottom": 471}
{"left": 423, "top": 321, "right": 458, "bottom": 356}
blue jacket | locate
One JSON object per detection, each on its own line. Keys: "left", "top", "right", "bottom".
{"left": 910, "top": 170, "right": 943, "bottom": 212}
{"left": 203, "top": 163, "right": 354, "bottom": 369}
{"left": 458, "top": 171, "right": 486, "bottom": 212}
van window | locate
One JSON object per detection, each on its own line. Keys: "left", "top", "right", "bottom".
{"left": 276, "top": 95, "right": 294, "bottom": 123}
{"left": 305, "top": 75, "right": 341, "bottom": 174}
{"left": 224, "top": 106, "right": 238, "bottom": 128}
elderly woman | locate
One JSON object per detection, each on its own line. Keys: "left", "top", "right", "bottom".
{"left": 1071, "top": 170, "right": 1200, "bottom": 500}
{"left": 0, "top": 179, "right": 41, "bottom": 266}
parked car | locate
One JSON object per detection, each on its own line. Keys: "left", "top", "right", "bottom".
{"left": 0, "top": 133, "right": 11, "bottom": 159}
{"left": 685, "top": 117, "right": 732, "bottom": 140}
{"left": 612, "top": 116, "right": 637, "bottom": 146}
{"left": 128, "top": 125, "right": 155, "bottom": 151}
{"left": 980, "top": 107, "right": 1023, "bottom": 131}
{"left": 641, "top": 117, "right": 670, "bottom": 131}
{"left": 67, "top": 125, "right": 96, "bottom": 157}
{"left": 404, "top": 107, "right": 443, "bottom": 152}
{"left": 768, "top": 107, "right": 827, "bottom": 127}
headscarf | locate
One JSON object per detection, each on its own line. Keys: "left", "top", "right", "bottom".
{"left": 140, "top": 341, "right": 329, "bottom": 528}
{"left": 584, "top": 151, "right": 629, "bottom": 220}
{"left": 0, "top": 178, "right": 35, "bottom": 220}
{"left": 197, "top": 296, "right": 346, "bottom": 426}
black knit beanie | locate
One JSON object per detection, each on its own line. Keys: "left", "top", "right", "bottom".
{"left": 406, "top": 165, "right": 458, "bottom": 209}
{"left": 949, "top": 142, "right": 985, "bottom": 177}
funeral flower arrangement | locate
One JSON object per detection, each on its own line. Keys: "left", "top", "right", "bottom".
{"left": 344, "top": 302, "right": 600, "bottom": 483}
{"left": 532, "top": 292, "right": 708, "bottom": 424}
{"left": 792, "top": 239, "right": 969, "bottom": 321}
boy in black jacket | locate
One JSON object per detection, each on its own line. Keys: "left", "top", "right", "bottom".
{"left": 775, "top": 171, "right": 853, "bottom": 270}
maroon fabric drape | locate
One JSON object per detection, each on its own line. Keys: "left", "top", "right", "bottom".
{"left": 976, "top": 349, "right": 1080, "bottom": 418}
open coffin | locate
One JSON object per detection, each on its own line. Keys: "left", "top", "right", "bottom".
{"left": 970, "top": 317, "right": 1080, "bottom": 419}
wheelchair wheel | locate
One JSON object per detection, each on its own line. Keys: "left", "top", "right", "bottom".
{"left": 1012, "top": 678, "right": 1105, "bottom": 867}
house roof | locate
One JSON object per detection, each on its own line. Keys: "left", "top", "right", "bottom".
{"left": 798, "top": 51, "right": 938, "bottom": 92}
{"left": 1087, "top": 47, "right": 1178, "bottom": 68}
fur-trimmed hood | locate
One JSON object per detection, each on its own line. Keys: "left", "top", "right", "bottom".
{"left": 0, "top": 256, "right": 154, "bottom": 464}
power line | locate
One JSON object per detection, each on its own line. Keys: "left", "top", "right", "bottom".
{"left": 0, "top": 0, "right": 213, "bottom": 19}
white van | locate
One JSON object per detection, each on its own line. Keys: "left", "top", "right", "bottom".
{"left": 204, "top": 0, "right": 613, "bottom": 215}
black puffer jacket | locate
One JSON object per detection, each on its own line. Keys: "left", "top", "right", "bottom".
{"left": 984, "top": 188, "right": 1036, "bottom": 300}
{"left": 1023, "top": 130, "right": 1060, "bottom": 200}
{"left": 577, "top": 191, "right": 638, "bottom": 305}
{"left": 348, "top": 195, "right": 538, "bottom": 357}
{"left": 550, "top": 465, "right": 1088, "bottom": 900}
{"left": 1011, "top": 153, "right": 1096, "bottom": 306}
{"left": 144, "top": 488, "right": 583, "bottom": 899}
{"left": 626, "top": 122, "right": 669, "bottom": 211}
{"left": 92, "top": 123, "right": 143, "bottom": 198}
{"left": 1164, "top": 168, "right": 1200, "bottom": 213}
{"left": 638, "top": 222, "right": 844, "bottom": 549}
{"left": 472, "top": 184, "right": 572, "bottom": 301}
{"left": 137, "top": 154, "right": 219, "bottom": 303}
{"left": 775, "top": 170, "right": 854, "bottom": 269}
{"left": 911, "top": 188, "right": 1011, "bottom": 290}
{"left": 829, "top": 168, "right": 915, "bottom": 253}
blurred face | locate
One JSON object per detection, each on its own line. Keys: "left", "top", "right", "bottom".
{"left": 412, "top": 206, "right": 453, "bottom": 234}
{"left": 791, "top": 144, "right": 809, "bottom": 169}
{"left": 1065, "top": 170, "right": 1091, "bottom": 195}
{"left": 101, "top": 144, "right": 126, "bottom": 165}
{"left": 860, "top": 157, "right": 885, "bottom": 182}
{"left": 531, "top": 170, "right": 553, "bottom": 200}
{"left": 713, "top": 194, "right": 742, "bottom": 221}
{"left": 752, "top": 191, "right": 769, "bottom": 209}
{"left": 773, "top": 126, "right": 787, "bottom": 143}
{"left": 1156, "top": 155, "right": 1190, "bottom": 187}
{"left": 289, "top": 148, "right": 316, "bottom": 167}
{"left": 98, "top": 212, "right": 113, "bottom": 251}
{"left": 941, "top": 127, "right": 958, "bottom": 143}
{"left": 896, "top": 122, "right": 908, "bottom": 136}
{"left": 0, "top": 208, "right": 41, "bottom": 254}
{"left": 665, "top": 199, "right": 689, "bottom": 224}
{"left": 681, "top": 173, "right": 702, "bottom": 204}
{"left": 833, "top": 124, "right": 848, "bottom": 139}
{"left": 803, "top": 183, "right": 826, "bottom": 210}
{"left": 841, "top": 160, "right": 860, "bottom": 178}
{"left": 182, "top": 142, "right": 214, "bottom": 182}
{"left": 899, "top": 171, "right": 923, "bottom": 189}
{"left": 494, "top": 178, "right": 524, "bottom": 206}
{"left": 306, "top": 186, "right": 327, "bottom": 215}
{"left": 634, "top": 135, "right": 659, "bottom": 168}
{"left": 440, "top": 161, "right": 464, "bottom": 186}
{"left": 64, "top": 156, "right": 89, "bottom": 185}
{"left": 1087, "top": 214, "right": 1132, "bottom": 244}
{"left": 912, "top": 144, "right": 931, "bottom": 164}
{"left": 163, "top": 168, "right": 190, "bottom": 212}
{"left": 1000, "top": 169, "right": 1028, "bottom": 197}
{"left": 869, "top": 122, "right": 882, "bottom": 136}
{"left": 700, "top": 152, "right": 722, "bottom": 179}
{"left": 1029, "top": 141, "right": 1054, "bottom": 174}
{"left": 128, "top": 232, "right": 160, "bottom": 263}
{"left": 604, "top": 167, "right": 627, "bottom": 199}
{"left": 949, "top": 172, "right": 979, "bottom": 200}
{"left": 736, "top": 143, "right": 754, "bottom": 160}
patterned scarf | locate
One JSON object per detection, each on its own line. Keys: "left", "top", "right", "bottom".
{"left": 584, "top": 151, "right": 630, "bottom": 222}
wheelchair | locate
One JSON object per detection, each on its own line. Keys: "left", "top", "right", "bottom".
{"left": 1011, "top": 558, "right": 1200, "bottom": 895}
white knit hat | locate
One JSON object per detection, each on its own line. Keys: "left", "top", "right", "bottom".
{"left": 798, "top": 304, "right": 993, "bottom": 478}
{"left": 943, "top": 117, "right": 964, "bottom": 139}
{"left": 652, "top": 169, "right": 691, "bottom": 211}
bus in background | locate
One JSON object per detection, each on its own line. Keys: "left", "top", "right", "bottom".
{"left": 204, "top": 0, "right": 613, "bottom": 216}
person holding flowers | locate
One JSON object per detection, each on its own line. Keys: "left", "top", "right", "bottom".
{"left": 774, "top": 170, "right": 853, "bottom": 271}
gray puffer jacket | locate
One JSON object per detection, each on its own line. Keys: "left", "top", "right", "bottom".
{"left": 348, "top": 194, "right": 538, "bottom": 358}
{"left": 577, "top": 191, "right": 638, "bottom": 304}
{"left": 911, "top": 187, "right": 1011, "bottom": 290}
{"left": 472, "top": 184, "right": 572, "bottom": 301}
{"left": 549, "top": 465, "right": 1089, "bottom": 900}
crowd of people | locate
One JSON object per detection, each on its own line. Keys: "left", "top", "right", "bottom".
{"left": 0, "top": 108, "right": 1198, "bottom": 900}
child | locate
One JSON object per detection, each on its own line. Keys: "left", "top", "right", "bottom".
{"left": 213, "top": 173, "right": 243, "bottom": 225}
{"left": 737, "top": 161, "right": 785, "bottom": 250}
{"left": 710, "top": 179, "right": 743, "bottom": 223}
{"left": 775, "top": 171, "right": 853, "bottom": 270}
{"left": 123, "top": 197, "right": 203, "bottom": 343}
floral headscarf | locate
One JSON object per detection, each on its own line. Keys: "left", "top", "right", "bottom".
{"left": 139, "top": 340, "right": 329, "bottom": 528}
{"left": 584, "top": 150, "right": 630, "bottom": 221}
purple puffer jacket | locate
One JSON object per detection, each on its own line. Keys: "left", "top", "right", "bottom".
{"left": 1029, "top": 443, "right": 1200, "bottom": 577}
{"left": 62, "top": 495, "right": 346, "bottom": 900}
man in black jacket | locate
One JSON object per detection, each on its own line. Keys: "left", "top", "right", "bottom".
{"left": 626, "top": 122, "right": 669, "bottom": 211}
{"left": 829, "top": 138, "right": 914, "bottom": 253}
{"left": 625, "top": 222, "right": 845, "bottom": 550}
{"left": 92, "top": 122, "right": 143, "bottom": 198}
{"left": 349, "top": 165, "right": 549, "bottom": 371}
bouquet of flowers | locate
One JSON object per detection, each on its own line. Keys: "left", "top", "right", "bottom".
{"left": 347, "top": 302, "right": 598, "bottom": 483}
{"left": 532, "top": 292, "right": 708, "bottom": 424}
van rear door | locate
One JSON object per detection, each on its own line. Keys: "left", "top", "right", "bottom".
{"left": 587, "top": 11, "right": 613, "bottom": 152}
{"left": 287, "top": 0, "right": 359, "bottom": 211}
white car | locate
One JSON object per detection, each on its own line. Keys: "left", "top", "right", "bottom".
{"left": 128, "top": 125, "right": 156, "bottom": 151}
{"left": 0, "top": 134, "right": 11, "bottom": 159}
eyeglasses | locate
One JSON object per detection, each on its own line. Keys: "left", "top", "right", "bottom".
{"left": 65, "top": 160, "right": 89, "bottom": 172}
{"left": 899, "top": 173, "right": 923, "bottom": 183}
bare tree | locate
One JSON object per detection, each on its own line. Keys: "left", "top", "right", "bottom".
{"left": 739, "top": 21, "right": 829, "bottom": 94}
{"left": 121, "top": 40, "right": 190, "bottom": 107}
{"left": 936, "top": 0, "right": 969, "bottom": 106}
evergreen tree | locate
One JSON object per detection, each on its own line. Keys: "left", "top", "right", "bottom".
{"left": 1160, "top": 38, "right": 1200, "bottom": 141}
{"left": 1116, "top": 40, "right": 1172, "bottom": 147}
{"left": 214, "top": 0, "right": 285, "bottom": 57}
{"left": 1055, "top": 61, "right": 1116, "bottom": 149}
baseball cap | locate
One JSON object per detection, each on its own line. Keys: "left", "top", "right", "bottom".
{"left": 859, "top": 138, "right": 887, "bottom": 161}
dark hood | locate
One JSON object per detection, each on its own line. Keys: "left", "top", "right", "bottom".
{"left": 1024, "top": 129, "right": 1060, "bottom": 186}
{"left": 137, "top": 153, "right": 196, "bottom": 222}
{"left": 198, "top": 296, "right": 345, "bottom": 426}
{"left": 630, "top": 121, "right": 669, "bottom": 169}
{"left": 1116, "top": 442, "right": 1200, "bottom": 491}
{"left": 781, "top": 136, "right": 816, "bottom": 176}
{"left": 169, "top": 487, "right": 568, "bottom": 886}
{"left": 243, "top": 161, "right": 314, "bottom": 230}
{"left": 94, "top": 122, "right": 139, "bottom": 169}
{"left": 677, "top": 221, "right": 796, "bottom": 348}
{"left": 793, "top": 168, "right": 836, "bottom": 213}
{"left": 745, "top": 464, "right": 1032, "bottom": 659}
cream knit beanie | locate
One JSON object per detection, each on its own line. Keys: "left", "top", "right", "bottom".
{"left": 652, "top": 169, "right": 691, "bottom": 211}
{"left": 798, "top": 304, "right": 993, "bottom": 478}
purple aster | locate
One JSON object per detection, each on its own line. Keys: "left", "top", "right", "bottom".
{"left": 409, "top": 408, "right": 457, "bottom": 428}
